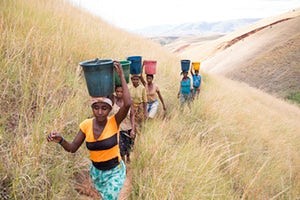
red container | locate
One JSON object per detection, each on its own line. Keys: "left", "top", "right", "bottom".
{"left": 143, "top": 60, "right": 157, "bottom": 75}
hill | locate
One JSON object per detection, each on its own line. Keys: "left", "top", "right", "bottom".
{"left": 1, "top": 0, "right": 300, "bottom": 199}
{"left": 134, "top": 18, "right": 260, "bottom": 37}
{"left": 178, "top": 9, "right": 300, "bottom": 103}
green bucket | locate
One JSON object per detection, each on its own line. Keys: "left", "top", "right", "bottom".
{"left": 79, "top": 58, "right": 114, "bottom": 97}
{"left": 114, "top": 60, "right": 131, "bottom": 86}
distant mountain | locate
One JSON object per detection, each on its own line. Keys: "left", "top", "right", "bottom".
{"left": 134, "top": 18, "right": 261, "bottom": 37}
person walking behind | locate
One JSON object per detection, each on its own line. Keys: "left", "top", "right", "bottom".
{"left": 190, "top": 67, "right": 202, "bottom": 99}
{"left": 177, "top": 71, "right": 193, "bottom": 109}
{"left": 47, "top": 61, "right": 131, "bottom": 200}
{"left": 129, "top": 74, "right": 147, "bottom": 135}
{"left": 111, "top": 85, "right": 135, "bottom": 163}
{"left": 140, "top": 68, "right": 166, "bottom": 119}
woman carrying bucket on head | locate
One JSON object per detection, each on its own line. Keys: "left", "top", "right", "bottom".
{"left": 190, "top": 62, "right": 202, "bottom": 99}
{"left": 47, "top": 61, "right": 131, "bottom": 200}
{"left": 178, "top": 60, "right": 193, "bottom": 109}
{"left": 140, "top": 60, "right": 167, "bottom": 119}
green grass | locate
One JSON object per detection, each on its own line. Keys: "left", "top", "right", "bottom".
{"left": 286, "top": 92, "right": 300, "bottom": 105}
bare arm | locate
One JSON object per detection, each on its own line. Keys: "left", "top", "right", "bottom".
{"left": 47, "top": 130, "right": 85, "bottom": 153}
{"left": 177, "top": 81, "right": 181, "bottom": 98}
{"left": 140, "top": 64, "right": 146, "bottom": 86}
{"left": 157, "top": 89, "right": 166, "bottom": 111}
{"left": 190, "top": 68, "right": 194, "bottom": 76}
{"left": 114, "top": 61, "right": 132, "bottom": 126}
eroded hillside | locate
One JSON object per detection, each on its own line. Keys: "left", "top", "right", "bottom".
{"left": 178, "top": 9, "right": 300, "bottom": 102}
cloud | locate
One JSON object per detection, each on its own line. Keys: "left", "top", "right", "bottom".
{"left": 69, "top": 0, "right": 300, "bottom": 30}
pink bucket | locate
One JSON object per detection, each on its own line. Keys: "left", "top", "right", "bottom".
{"left": 143, "top": 60, "right": 157, "bottom": 75}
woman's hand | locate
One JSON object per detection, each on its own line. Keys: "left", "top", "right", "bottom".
{"left": 47, "top": 131, "right": 63, "bottom": 143}
{"left": 130, "top": 130, "right": 135, "bottom": 139}
{"left": 113, "top": 61, "right": 123, "bottom": 77}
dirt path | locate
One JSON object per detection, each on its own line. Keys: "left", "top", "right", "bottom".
{"left": 119, "top": 166, "right": 132, "bottom": 200}
{"left": 76, "top": 165, "right": 132, "bottom": 200}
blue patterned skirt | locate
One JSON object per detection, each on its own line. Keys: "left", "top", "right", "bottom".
{"left": 90, "top": 161, "right": 126, "bottom": 200}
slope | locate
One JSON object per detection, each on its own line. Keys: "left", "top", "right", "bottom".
{"left": 179, "top": 9, "right": 300, "bottom": 101}
{"left": 1, "top": 0, "right": 300, "bottom": 199}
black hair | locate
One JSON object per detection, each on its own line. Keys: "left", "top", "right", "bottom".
{"left": 115, "top": 85, "right": 122, "bottom": 90}
{"left": 146, "top": 74, "right": 154, "bottom": 79}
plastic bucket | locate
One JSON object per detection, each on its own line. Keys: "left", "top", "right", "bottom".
{"left": 127, "top": 56, "right": 142, "bottom": 74}
{"left": 79, "top": 58, "right": 114, "bottom": 97}
{"left": 192, "top": 62, "right": 200, "bottom": 71}
{"left": 143, "top": 60, "right": 157, "bottom": 75}
{"left": 181, "top": 60, "right": 190, "bottom": 72}
{"left": 114, "top": 60, "right": 131, "bottom": 86}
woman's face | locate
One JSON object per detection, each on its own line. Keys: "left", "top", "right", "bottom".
{"left": 115, "top": 86, "right": 123, "bottom": 98}
{"left": 131, "top": 76, "right": 140, "bottom": 87}
{"left": 92, "top": 102, "right": 112, "bottom": 122}
{"left": 183, "top": 72, "right": 188, "bottom": 78}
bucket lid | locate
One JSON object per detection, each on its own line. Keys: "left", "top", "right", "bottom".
{"left": 181, "top": 59, "right": 191, "bottom": 63}
{"left": 79, "top": 58, "right": 113, "bottom": 67}
{"left": 127, "top": 56, "right": 142, "bottom": 61}
{"left": 120, "top": 60, "right": 131, "bottom": 66}
{"left": 143, "top": 60, "right": 157, "bottom": 64}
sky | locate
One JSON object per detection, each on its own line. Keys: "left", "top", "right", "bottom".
{"left": 69, "top": 0, "right": 300, "bottom": 31}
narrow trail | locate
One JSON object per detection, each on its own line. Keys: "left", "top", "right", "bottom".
{"left": 119, "top": 166, "right": 133, "bottom": 200}
{"left": 76, "top": 164, "right": 132, "bottom": 200}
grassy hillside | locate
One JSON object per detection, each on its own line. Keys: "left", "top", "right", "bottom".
{"left": 1, "top": 0, "right": 300, "bottom": 199}
{"left": 0, "top": 0, "right": 177, "bottom": 199}
{"left": 131, "top": 74, "right": 300, "bottom": 199}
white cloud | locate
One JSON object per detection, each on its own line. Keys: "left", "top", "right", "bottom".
{"left": 69, "top": 0, "right": 300, "bottom": 30}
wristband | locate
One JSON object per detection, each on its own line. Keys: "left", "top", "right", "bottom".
{"left": 59, "top": 137, "right": 64, "bottom": 145}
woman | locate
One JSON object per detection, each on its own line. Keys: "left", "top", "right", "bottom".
{"left": 111, "top": 85, "right": 135, "bottom": 163}
{"left": 177, "top": 71, "right": 193, "bottom": 109}
{"left": 47, "top": 61, "right": 131, "bottom": 200}
{"left": 190, "top": 67, "right": 202, "bottom": 99}
{"left": 140, "top": 70, "right": 166, "bottom": 118}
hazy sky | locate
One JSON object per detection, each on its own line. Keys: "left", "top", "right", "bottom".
{"left": 69, "top": 0, "right": 300, "bottom": 30}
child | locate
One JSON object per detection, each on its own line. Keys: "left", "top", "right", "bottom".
{"left": 190, "top": 68, "right": 202, "bottom": 99}
{"left": 177, "top": 71, "right": 193, "bottom": 109}
{"left": 140, "top": 67, "right": 167, "bottom": 118}
{"left": 111, "top": 85, "right": 135, "bottom": 163}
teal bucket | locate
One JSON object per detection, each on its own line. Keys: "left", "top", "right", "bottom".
{"left": 127, "top": 56, "right": 142, "bottom": 74}
{"left": 114, "top": 60, "right": 131, "bottom": 86}
{"left": 79, "top": 58, "right": 114, "bottom": 97}
{"left": 181, "top": 60, "right": 190, "bottom": 72}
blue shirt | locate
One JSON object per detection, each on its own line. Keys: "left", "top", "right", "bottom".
{"left": 180, "top": 77, "right": 191, "bottom": 95}
{"left": 192, "top": 74, "right": 201, "bottom": 88}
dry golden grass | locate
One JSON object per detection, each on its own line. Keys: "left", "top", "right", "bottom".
{"left": 1, "top": 0, "right": 300, "bottom": 199}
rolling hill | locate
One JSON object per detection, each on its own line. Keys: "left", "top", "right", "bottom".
{"left": 1, "top": 0, "right": 300, "bottom": 199}
{"left": 177, "top": 9, "right": 300, "bottom": 102}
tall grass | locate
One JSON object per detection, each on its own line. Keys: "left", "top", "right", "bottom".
{"left": 0, "top": 0, "right": 177, "bottom": 199}
{"left": 131, "top": 74, "right": 300, "bottom": 199}
{"left": 1, "top": 0, "right": 300, "bottom": 199}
